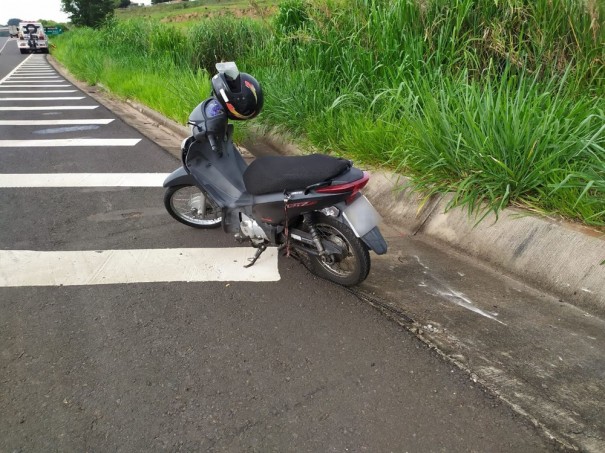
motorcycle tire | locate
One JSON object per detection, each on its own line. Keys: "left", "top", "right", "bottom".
{"left": 164, "top": 184, "right": 222, "bottom": 229}
{"left": 304, "top": 213, "right": 370, "bottom": 286}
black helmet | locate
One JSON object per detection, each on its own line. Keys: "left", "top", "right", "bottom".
{"left": 211, "top": 62, "right": 263, "bottom": 121}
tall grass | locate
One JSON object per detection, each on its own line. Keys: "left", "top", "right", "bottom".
{"left": 53, "top": 0, "right": 605, "bottom": 226}
{"left": 52, "top": 19, "right": 269, "bottom": 122}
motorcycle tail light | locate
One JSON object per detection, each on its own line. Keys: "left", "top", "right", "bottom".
{"left": 315, "top": 172, "right": 370, "bottom": 204}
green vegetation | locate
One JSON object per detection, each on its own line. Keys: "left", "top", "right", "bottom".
{"left": 115, "top": 0, "right": 275, "bottom": 28}
{"left": 61, "top": 0, "right": 116, "bottom": 28}
{"left": 53, "top": 0, "right": 605, "bottom": 226}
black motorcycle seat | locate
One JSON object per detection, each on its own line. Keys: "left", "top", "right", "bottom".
{"left": 243, "top": 154, "right": 351, "bottom": 195}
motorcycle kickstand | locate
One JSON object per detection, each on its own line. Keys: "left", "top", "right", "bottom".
{"left": 244, "top": 244, "right": 268, "bottom": 268}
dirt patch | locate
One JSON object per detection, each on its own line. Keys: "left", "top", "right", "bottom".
{"left": 159, "top": 5, "right": 275, "bottom": 23}
{"left": 160, "top": 12, "right": 203, "bottom": 23}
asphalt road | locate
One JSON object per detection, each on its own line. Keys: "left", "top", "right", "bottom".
{"left": 0, "top": 38, "right": 555, "bottom": 452}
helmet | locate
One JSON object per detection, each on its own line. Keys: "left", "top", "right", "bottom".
{"left": 211, "top": 63, "right": 263, "bottom": 121}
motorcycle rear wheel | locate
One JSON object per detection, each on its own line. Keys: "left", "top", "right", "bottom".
{"left": 304, "top": 214, "right": 370, "bottom": 286}
{"left": 164, "top": 184, "right": 222, "bottom": 229}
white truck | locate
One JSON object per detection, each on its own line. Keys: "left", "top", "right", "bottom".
{"left": 17, "top": 22, "right": 49, "bottom": 54}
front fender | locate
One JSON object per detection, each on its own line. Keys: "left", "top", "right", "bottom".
{"left": 163, "top": 167, "right": 196, "bottom": 188}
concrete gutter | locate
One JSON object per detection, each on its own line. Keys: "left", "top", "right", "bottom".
{"left": 362, "top": 171, "right": 605, "bottom": 314}
{"left": 48, "top": 56, "right": 605, "bottom": 314}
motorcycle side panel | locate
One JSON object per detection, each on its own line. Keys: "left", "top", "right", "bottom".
{"left": 186, "top": 139, "right": 251, "bottom": 208}
{"left": 252, "top": 192, "right": 346, "bottom": 225}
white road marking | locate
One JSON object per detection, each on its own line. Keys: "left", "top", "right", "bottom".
{"left": 0, "top": 248, "right": 280, "bottom": 286}
{"left": 0, "top": 138, "right": 141, "bottom": 147}
{"left": 0, "top": 90, "right": 77, "bottom": 93}
{"left": 2, "top": 80, "right": 65, "bottom": 83}
{"left": 0, "top": 106, "right": 98, "bottom": 111}
{"left": 0, "top": 54, "right": 33, "bottom": 84}
{"left": 0, "top": 119, "right": 113, "bottom": 125}
{"left": 0, "top": 97, "right": 84, "bottom": 101}
{"left": 0, "top": 39, "right": 13, "bottom": 54}
{"left": 0, "top": 85, "right": 72, "bottom": 88}
{"left": 0, "top": 173, "right": 168, "bottom": 187}
{"left": 7, "top": 77, "right": 61, "bottom": 80}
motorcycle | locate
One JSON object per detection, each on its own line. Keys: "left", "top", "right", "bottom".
{"left": 163, "top": 62, "right": 387, "bottom": 286}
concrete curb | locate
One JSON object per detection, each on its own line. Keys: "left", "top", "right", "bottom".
{"left": 48, "top": 56, "right": 605, "bottom": 313}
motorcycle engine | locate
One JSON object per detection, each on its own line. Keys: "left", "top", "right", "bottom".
{"left": 239, "top": 214, "right": 268, "bottom": 245}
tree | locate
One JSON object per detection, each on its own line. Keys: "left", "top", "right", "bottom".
{"left": 116, "top": 0, "right": 131, "bottom": 8}
{"left": 61, "top": 0, "right": 115, "bottom": 28}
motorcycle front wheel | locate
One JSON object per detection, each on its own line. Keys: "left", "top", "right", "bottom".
{"left": 304, "top": 214, "right": 371, "bottom": 286}
{"left": 164, "top": 185, "right": 222, "bottom": 229}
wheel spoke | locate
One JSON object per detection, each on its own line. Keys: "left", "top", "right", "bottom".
{"left": 316, "top": 224, "right": 356, "bottom": 278}
{"left": 170, "top": 186, "right": 221, "bottom": 226}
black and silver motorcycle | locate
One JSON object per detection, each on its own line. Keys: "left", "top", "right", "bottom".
{"left": 163, "top": 62, "right": 387, "bottom": 286}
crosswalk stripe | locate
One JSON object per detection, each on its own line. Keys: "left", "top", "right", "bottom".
{"left": 0, "top": 138, "right": 141, "bottom": 147}
{"left": 0, "top": 90, "right": 77, "bottom": 93}
{"left": 8, "top": 76, "right": 60, "bottom": 78}
{"left": 0, "top": 97, "right": 84, "bottom": 101}
{"left": 0, "top": 173, "right": 168, "bottom": 187}
{"left": 0, "top": 85, "right": 72, "bottom": 88}
{"left": 7, "top": 78, "right": 61, "bottom": 81}
{"left": 0, "top": 248, "right": 280, "bottom": 286}
{"left": 0, "top": 119, "right": 114, "bottom": 125}
{"left": 0, "top": 106, "right": 98, "bottom": 111}
{"left": 2, "top": 80, "right": 65, "bottom": 83}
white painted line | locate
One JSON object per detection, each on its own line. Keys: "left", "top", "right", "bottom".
{"left": 0, "top": 106, "right": 98, "bottom": 111}
{"left": 0, "top": 97, "right": 84, "bottom": 101}
{"left": 0, "top": 54, "right": 33, "bottom": 84}
{"left": 0, "top": 85, "right": 72, "bottom": 88}
{"left": 0, "top": 90, "right": 77, "bottom": 93}
{"left": 0, "top": 248, "right": 280, "bottom": 286}
{"left": 8, "top": 77, "right": 61, "bottom": 79}
{"left": 9, "top": 74, "right": 59, "bottom": 76}
{"left": 2, "top": 80, "right": 65, "bottom": 83}
{"left": 0, "top": 119, "right": 114, "bottom": 126}
{"left": 0, "top": 39, "right": 13, "bottom": 54}
{"left": 0, "top": 173, "right": 168, "bottom": 187}
{"left": 0, "top": 138, "right": 141, "bottom": 147}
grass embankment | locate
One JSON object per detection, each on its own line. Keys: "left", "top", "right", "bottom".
{"left": 116, "top": 0, "right": 276, "bottom": 28}
{"left": 53, "top": 0, "right": 605, "bottom": 227}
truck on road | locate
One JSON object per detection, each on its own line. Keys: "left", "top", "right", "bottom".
{"left": 17, "top": 22, "right": 49, "bottom": 54}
